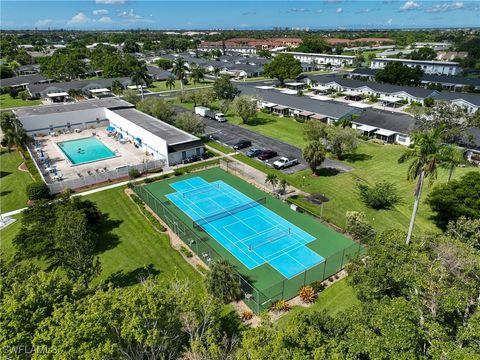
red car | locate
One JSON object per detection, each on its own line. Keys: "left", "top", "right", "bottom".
{"left": 257, "top": 150, "right": 278, "bottom": 160}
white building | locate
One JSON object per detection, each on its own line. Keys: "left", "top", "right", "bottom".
{"left": 275, "top": 52, "right": 355, "bottom": 67}
{"left": 370, "top": 58, "right": 461, "bottom": 76}
{"left": 14, "top": 98, "right": 204, "bottom": 166}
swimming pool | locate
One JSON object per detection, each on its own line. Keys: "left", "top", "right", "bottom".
{"left": 57, "top": 137, "right": 117, "bottom": 165}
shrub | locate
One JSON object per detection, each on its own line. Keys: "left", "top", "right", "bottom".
{"left": 144, "top": 177, "right": 154, "bottom": 184}
{"left": 271, "top": 300, "right": 290, "bottom": 312}
{"left": 242, "top": 310, "right": 254, "bottom": 321}
{"left": 180, "top": 246, "right": 193, "bottom": 258}
{"left": 205, "top": 260, "right": 241, "bottom": 303}
{"left": 357, "top": 181, "right": 401, "bottom": 209}
{"left": 174, "top": 169, "right": 184, "bottom": 176}
{"left": 299, "top": 286, "right": 316, "bottom": 303}
{"left": 26, "top": 182, "right": 50, "bottom": 201}
{"left": 128, "top": 168, "right": 140, "bottom": 179}
{"left": 310, "top": 281, "right": 325, "bottom": 293}
{"left": 346, "top": 211, "right": 377, "bottom": 244}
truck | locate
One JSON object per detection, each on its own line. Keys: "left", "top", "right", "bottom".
{"left": 194, "top": 106, "right": 226, "bottom": 122}
{"left": 273, "top": 157, "right": 299, "bottom": 169}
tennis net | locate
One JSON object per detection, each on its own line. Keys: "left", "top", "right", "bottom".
{"left": 193, "top": 197, "right": 266, "bottom": 230}
{"left": 180, "top": 182, "right": 220, "bottom": 198}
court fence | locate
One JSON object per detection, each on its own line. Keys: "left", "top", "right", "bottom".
{"left": 133, "top": 178, "right": 364, "bottom": 314}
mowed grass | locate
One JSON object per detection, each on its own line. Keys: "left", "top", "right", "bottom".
{"left": 0, "top": 150, "right": 36, "bottom": 213}
{"left": 0, "top": 94, "right": 41, "bottom": 109}
{"left": 0, "top": 187, "right": 203, "bottom": 289}
{"left": 148, "top": 79, "right": 213, "bottom": 92}
{"left": 278, "top": 279, "right": 360, "bottom": 326}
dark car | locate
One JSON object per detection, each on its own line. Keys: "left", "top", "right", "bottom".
{"left": 246, "top": 148, "right": 262, "bottom": 157}
{"left": 232, "top": 140, "right": 252, "bottom": 150}
{"left": 257, "top": 150, "right": 278, "bottom": 160}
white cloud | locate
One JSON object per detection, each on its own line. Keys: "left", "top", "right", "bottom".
{"left": 336, "top": 7, "right": 343, "bottom": 13}
{"left": 316, "top": 9, "right": 323, "bottom": 13}
{"left": 93, "top": 9, "right": 109, "bottom": 16}
{"left": 385, "top": 18, "right": 393, "bottom": 25}
{"left": 95, "top": 0, "right": 126, "bottom": 4}
{"left": 400, "top": 1, "right": 420, "bottom": 11}
{"left": 68, "top": 12, "right": 90, "bottom": 25}
{"left": 117, "top": 9, "right": 142, "bottom": 19}
{"left": 35, "top": 18, "right": 65, "bottom": 27}
{"left": 288, "top": 8, "right": 311, "bottom": 13}
{"left": 97, "top": 16, "right": 112, "bottom": 23}
{"left": 426, "top": 2, "right": 464, "bottom": 13}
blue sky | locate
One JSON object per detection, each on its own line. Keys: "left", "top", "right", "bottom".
{"left": 1, "top": 1, "right": 479, "bottom": 30}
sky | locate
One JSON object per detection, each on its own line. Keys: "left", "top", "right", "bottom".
{"left": 1, "top": 0, "right": 479, "bottom": 30}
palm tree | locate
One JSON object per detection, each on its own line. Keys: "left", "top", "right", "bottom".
{"left": 265, "top": 174, "right": 278, "bottom": 192}
{"left": 0, "top": 112, "right": 29, "bottom": 150}
{"left": 303, "top": 140, "right": 326, "bottom": 175}
{"left": 172, "top": 57, "right": 188, "bottom": 91}
{"left": 441, "top": 145, "right": 464, "bottom": 182}
{"left": 190, "top": 64, "right": 205, "bottom": 86}
{"left": 398, "top": 129, "right": 446, "bottom": 245}
{"left": 165, "top": 75, "right": 176, "bottom": 91}
{"left": 130, "top": 63, "right": 150, "bottom": 101}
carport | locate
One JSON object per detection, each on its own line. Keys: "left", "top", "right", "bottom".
{"left": 374, "top": 128, "right": 396, "bottom": 143}
{"left": 272, "top": 105, "right": 289, "bottom": 116}
{"left": 379, "top": 95, "right": 403, "bottom": 108}
{"left": 356, "top": 124, "right": 378, "bottom": 137}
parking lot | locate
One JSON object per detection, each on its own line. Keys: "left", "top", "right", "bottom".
{"left": 200, "top": 116, "right": 352, "bottom": 174}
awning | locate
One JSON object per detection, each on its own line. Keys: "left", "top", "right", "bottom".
{"left": 135, "top": 137, "right": 142, "bottom": 144}
{"left": 299, "top": 111, "right": 314, "bottom": 117}
{"left": 285, "top": 82, "right": 305, "bottom": 87}
{"left": 262, "top": 101, "right": 277, "bottom": 108}
{"left": 47, "top": 92, "right": 68, "bottom": 97}
{"left": 311, "top": 85, "right": 331, "bottom": 91}
{"left": 273, "top": 105, "right": 288, "bottom": 110}
{"left": 106, "top": 126, "right": 115, "bottom": 132}
{"left": 255, "top": 85, "right": 275, "bottom": 90}
{"left": 379, "top": 96, "right": 402, "bottom": 103}
{"left": 310, "top": 95, "right": 330, "bottom": 101}
{"left": 311, "top": 113, "right": 327, "bottom": 120}
{"left": 349, "top": 103, "right": 372, "bottom": 109}
{"left": 89, "top": 88, "right": 111, "bottom": 94}
{"left": 280, "top": 89, "right": 298, "bottom": 95}
{"left": 357, "top": 124, "right": 378, "bottom": 132}
{"left": 344, "top": 90, "right": 362, "bottom": 96}
{"left": 375, "top": 129, "right": 396, "bottom": 137}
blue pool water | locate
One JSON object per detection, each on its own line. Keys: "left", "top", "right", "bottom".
{"left": 166, "top": 177, "right": 325, "bottom": 279}
{"left": 57, "top": 137, "right": 116, "bottom": 165}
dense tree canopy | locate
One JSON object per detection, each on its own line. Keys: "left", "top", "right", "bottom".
{"left": 375, "top": 62, "right": 424, "bottom": 86}
{"left": 264, "top": 53, "right": 303, "bottom": 85}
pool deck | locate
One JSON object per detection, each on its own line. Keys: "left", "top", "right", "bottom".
{"left": 33, "top": 129, "right": 150, "bottom": 182}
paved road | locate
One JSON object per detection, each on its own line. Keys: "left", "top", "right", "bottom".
{"left": 200, "top": 116, "right": 352, "bottom": 174}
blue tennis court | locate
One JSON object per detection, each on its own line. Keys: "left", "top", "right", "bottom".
{"left": 166, "top": 177, "right": 325, "bottom": 278}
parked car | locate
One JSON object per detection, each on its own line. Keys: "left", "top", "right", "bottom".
{"left": 232, "top": 140, "right": 252, "bottom": 150}
{"left": 257, "top": 150, "right": 278, "bottom": 160}
{"left": 273, "top": 157, "right": 299, "bottom": 169}
{"left": 246, "top": 148, "right": 263, "bottom": 157}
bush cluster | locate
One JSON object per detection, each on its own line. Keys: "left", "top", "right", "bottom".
{"left": 358, "top": 181, "right": 401, "bottom": 209}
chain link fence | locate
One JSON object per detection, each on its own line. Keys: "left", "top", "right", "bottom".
{"left": 133, "top": 177, "right": 364, "bottom": 313}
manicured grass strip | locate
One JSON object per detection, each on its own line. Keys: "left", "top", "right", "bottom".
{"left": 0, "top": 150, "right": 37, "bottom": 213}
{"left": 149, "top": 80, "right": 212, "bottom": 92}
{"left": 203, "top": 140, "right": 235, "bottom": 154}
{"left": 0, "top": 94, "right": 41, "bottom": 109}
{"left": 278, "top": 278, "right": 360, "bottom": 325}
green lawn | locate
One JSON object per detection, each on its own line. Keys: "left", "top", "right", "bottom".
{"left": 0, "top": 94, "right": 41, "bottom": 109}
{"left": 173, "top": 99, "right": 480, "bottom": 235}
{"left": 0, "top": 187, "right": 203, "bottom": 289}
{"left": 0, "top": 150, "right": 37, "bottom": 213}
{"left": 148, "top": 79, "right": 213, "bottom": 92}
{"left": 278, "top": 278, "right": 360, "bottom": 325}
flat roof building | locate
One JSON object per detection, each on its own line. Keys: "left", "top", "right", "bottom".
{"left": 370, "top": 58, "right": 461, "bottom": 76}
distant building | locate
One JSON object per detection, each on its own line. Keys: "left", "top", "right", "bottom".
{"left": 276, "top": 52, "right": 355, "bottom": 67}
{"left": 436, "top": 51, "right": 468, "bottom": 61}
{"left": 411, "top": 42, "right": 452, "bottom": 51}
{"left": 370, "top": 58, "right": 462, "bottom": 76}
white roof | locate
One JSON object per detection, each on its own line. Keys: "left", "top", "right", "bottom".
{"left": 262, "top": 101, "right": 277, "bottom": 107}
{"left": 375, "top": 129, "right": 397, "bottom": 137}
{"left": 255, "top": 86, "right": 275, "bottom": 90}
{"left": 47, "top": 92, "right": 69, "bottom": 97}
{"left": 312, "top": 85, "right": 331, "bottom": 91}
{"left": 349, "top": 103, "right": 372, "bottom": 109}
{"left": 310, "top": 95, "right": 330, "bottom": 101}
{"left": 285, "top": 82, "right": 304, "bottom": 86}
{"left": 344, "top": 90, "right": 362, "bottom": 96}
{"left": 280, "top": 89, "right": 298, "bottom": 95}
{"left": 379, "top": 95, "right": 402, "bottom": 103}
{"left": 357, "top": 124, "right": 378, "bottom": 132}
{"left": 89, "top": 88, "right": 111, "bottom": 94}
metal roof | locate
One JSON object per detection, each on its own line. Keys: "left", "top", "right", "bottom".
{"left": 111, "top": 108, "right": 199, "bottom": 145}
{"left": 27, "top": 77, "right": 131, "bottom": 94}
{"left": 238, "top": 84, "right": 358, "bottom": 119}
{"left": 0, "top": 74, "right": 48, "bottom": 87}
{"left": 353, "top": 109, "right": 415, "bottom": 134}
{"left": 14, "top": 98, "right": 133, "bottom": 117}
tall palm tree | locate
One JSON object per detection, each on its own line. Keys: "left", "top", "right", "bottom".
{"left": 441, "top": 145, "right": 464, "bottom": 182}
{"left": 172, "top": 57, "right": 188, "bottom": 91}
{"left": 0, "top": 112, "right": 29, "bottom": 150}
{"left": 165, "top": 75, "right": 176, "bottom": 91}
{"left": 130, "top": 63, "right": 150, "bottom": 101}
{"left": 265, "top": 174, "right": 278, "bottom": 192}
{"left": 398, "top": 128, "right": 446, "bottom": 245}
{"left": 190, "top": 64, "right": 205, "bottom": 86}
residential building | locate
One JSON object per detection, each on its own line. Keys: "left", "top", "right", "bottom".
{"left": 275, "top": 52, "right": 355, "bottom": 67}
{"left": 370, "top": 58, "right": 462, "bottom": 75}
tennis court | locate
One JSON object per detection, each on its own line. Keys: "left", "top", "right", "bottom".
{"left": 166, "top": 177, "right": 325, "bottom": 278}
